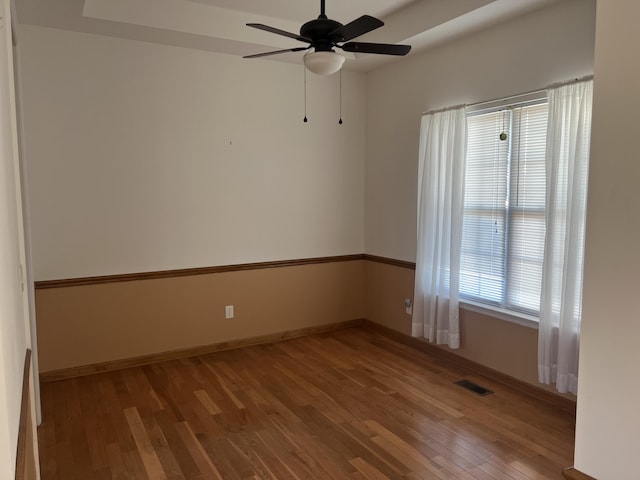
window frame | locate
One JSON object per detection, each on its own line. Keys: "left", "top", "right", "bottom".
{"left": 460, "top": 94, "right": 549, "bottom": 324}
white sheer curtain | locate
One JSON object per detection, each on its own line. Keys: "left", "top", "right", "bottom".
{"left": 538, "top": 80, "right": 593, "bottom": 394}
{"left": 412, "top": 107, "right": 467, "bottom": 348}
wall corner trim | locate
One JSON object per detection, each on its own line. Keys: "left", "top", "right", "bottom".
{"left": 363, "top": 254, "right": 416, "bottom": 270}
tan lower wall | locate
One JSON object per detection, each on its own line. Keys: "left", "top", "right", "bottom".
{"left": 35, "top": 260, "right": 365, "bottom": 372}
{"left": 35, "top": 256, "right": 574, "bottom": 401}
{"left": 364, "top": 259, "right": 415, "bottom": 335}
{"left": 364, "top": 260, "right": 575, "bottom": 399}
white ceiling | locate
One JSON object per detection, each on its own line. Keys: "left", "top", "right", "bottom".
{"left": 183, "top": 0, "right": 417, "bottom": 23}
{"left": 15, "top": 0, "right": 559, "bottom": 72}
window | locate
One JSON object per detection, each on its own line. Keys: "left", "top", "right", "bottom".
{"left": 460, "top": 99, "right": 548, "bottom": 317}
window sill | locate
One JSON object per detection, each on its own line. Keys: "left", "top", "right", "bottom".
{"left": 460, "top": 300, "right": 539, "bottom": 330}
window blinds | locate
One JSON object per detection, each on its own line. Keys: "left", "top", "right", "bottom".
{"left": 461, "top": 101, "right": 549, "bottom": 316}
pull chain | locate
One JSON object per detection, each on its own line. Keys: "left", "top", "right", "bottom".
{"left": 303, "top": 64, "right": 308, "bottom": 123}
{"left": 338, "top": 69, "right": 343, "bottom": 125}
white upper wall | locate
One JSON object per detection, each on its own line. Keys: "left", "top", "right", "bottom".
{"left": 17, "top": 0, "right": 597, "bottom": 281}
{"left": 18, "top": 25, "right": 366, "bottom": 281}
{"left": 574, "top": 1, "right": 640, "bottom": 478}
{"left": 364, "top": 0, "right": 596, "bottom": 261}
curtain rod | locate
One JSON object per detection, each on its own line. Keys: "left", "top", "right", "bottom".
{"left": 421, "top": 74, "right": 593, "bottom": 117}
{"left": 420, "top": 104, "right": 466, "bottom": 116}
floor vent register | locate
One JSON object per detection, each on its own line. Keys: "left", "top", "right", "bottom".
{"left": 454, "top": 379, "right": 493, "bottom": 396}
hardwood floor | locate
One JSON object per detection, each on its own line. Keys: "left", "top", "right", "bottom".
{"left": 37, "top": 327, "right": 575, "bottom": 479}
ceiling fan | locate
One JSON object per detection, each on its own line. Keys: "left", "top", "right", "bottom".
{"left": 243, "top": 0, "right": 412, "bottom": 75}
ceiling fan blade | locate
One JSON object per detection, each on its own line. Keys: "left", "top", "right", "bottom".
{"left": 330, "top": 15, "right": 383, "bottom": 42}
{"left": 243, "top": 47, "right": 309, "bottom": 59}
{"left": 341, "top": 42, "right": 411, "bottom": 56}
{"left": 247, "top": 23, "right": 311, "bottom": 43}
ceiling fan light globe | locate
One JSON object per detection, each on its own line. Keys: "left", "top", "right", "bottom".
{"left": 304, "top": 51, "right": 345, "bottom": 75}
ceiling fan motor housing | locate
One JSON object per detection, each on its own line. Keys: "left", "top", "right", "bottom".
{"left": 300, "top": 18, "right": 344, "bottom": 51}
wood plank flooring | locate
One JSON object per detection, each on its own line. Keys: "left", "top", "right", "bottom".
{"left": 37, "top": 327, "right": 575, "bottom": 479}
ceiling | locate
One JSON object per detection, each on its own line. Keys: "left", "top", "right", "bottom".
{"left": 15, "top": 0, "right": 559, "bottom": 72}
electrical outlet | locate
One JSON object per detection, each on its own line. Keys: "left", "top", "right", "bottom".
{"left": 404, "top": 298, "right": 413, "bottom": 315}
{"left": 225, "top": 305, "right": 234, "bottom": 319}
